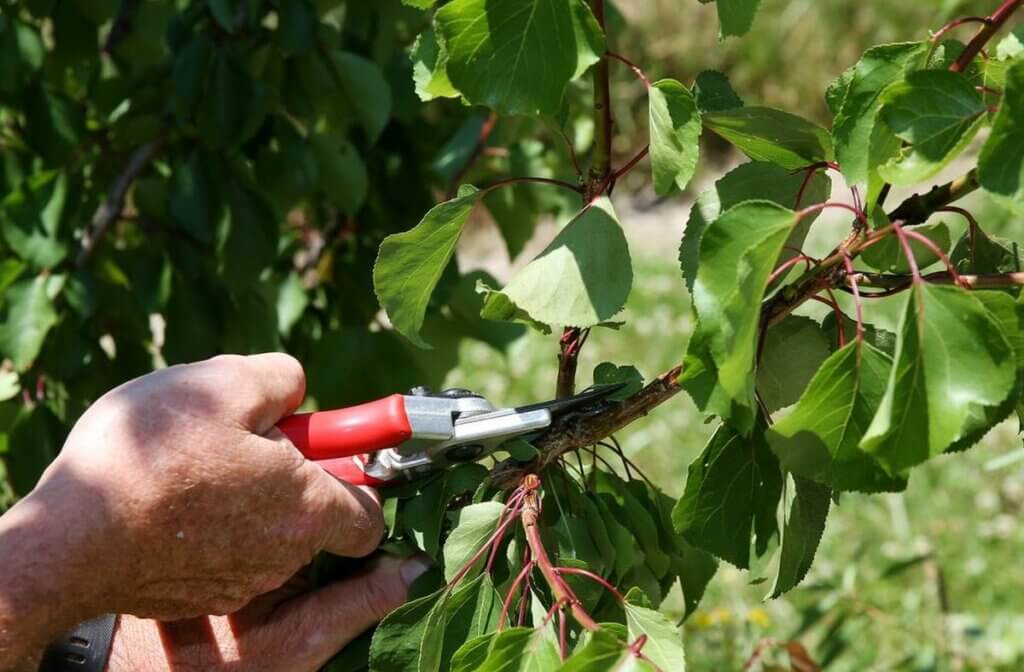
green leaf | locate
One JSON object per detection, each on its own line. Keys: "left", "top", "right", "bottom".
{"left": 679, "top": 161, "right": 829, "bottom": 293}
{"left": 208, "top": 0, "right": 238, "bottom": 32}
{"left": 996, "top": 26, "right": 1024, "bottom": 60}
{"left": 861, "top": 285, "right": 1016, "bottom": 473}
{"left": 648, "top": 79, "right": 701, "bottom": 195}
{"left": 703, "top": 106, "right": 832, "bottom": 170}
{"left": 276, "top": 0, "right": 317, "bottom": 55}
{"left": 368, "top": 589, "right": 439, "bottom": 672}
{"left": 831, "top": 42, "right": 926, "bottom": 191}
{"left": 714, "top": 0, "right": 762, "bottom": 38}
{"left": 451, "top": 633, "right": 496, "bottom": 672}
{"left": 4, "top": 405, "right": 60, "bottom": 495}
{"left": 311, "top": 134, "right": 368, "bottom": 216}
{"left": 0, "top": 275, "right": 61, "bottom": 371}
{"left": 676, "top": 539, "right": 718, "bottom": 620}
{"left": 374, "top": 186, "right": 481, "bottom": 348}
{"left": 623, "top": 589, "right": 686, "bottom": 671}
{"left": 443, "top": 500, "right": 505, "bottom": 582}
{"left": 979, "top": 60, "right": 1024, "bottom": 215}
{"left": 0, "top": 371, "right": 17, "bottom": 403}
{"left": 436, "top": 0, "right": 605, "bottom": 116}
{"left": 756, "top": 315, "right": 833, "bottom": 413}
{"left": 218, "top": 183, "right": 278, "bottom": 293}
{"left": 681, "top": 201, "right": 802, "bottom": 432}
{"left": 769, "top": 476, "right": 830, "bottom": 598}
{"left": 276, "top": 272, "right": 308, "bottom": 337}
{"left": 672, "top": 423, "right": 783, "bottom": 569}
{"left": 369, "top": 574, "right": 502, "bottom": 672}
{"left": 411, "top": 27, "right": 458, "bottom": 101}
{"left": 558, "top": 629, "right": 655, "bottom": 671}
{"left": 197, "top": 48, "right": 268, "bottom": 149}
{"left": 693, "top": 70, "right": 743, "bottom": 113}
{"left": 169, "top": 152, "right": 222, "bottom": 244}
{"left": 861, "top": 222, "right": 951, "bottom": 273}
{"left": 877, "top": 70, "right": 986, "bottom": 185}
{"left": 768, "top": 341, "right": 906, "bottom": 493}
{"left": 474, "top": 627, "right": 561, "bottom": 672}
{"left": 484, "top": 197, "right": 632, "bottom": 329}
{"left": 593, "top": 362, "right": 643, "bottom": 400}
{"left": 0, "top": 171, "right": 71, "bottom": 269}
{"left": 326, "top": 51, "right": 393, "bottom": 143}
{"left": 593, "top": 470, "right": 670, "bottom": 578}
{"left": 950, "top": 227, "right": 1020, "bottom": 274}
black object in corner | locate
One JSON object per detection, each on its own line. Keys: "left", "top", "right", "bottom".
{"left": 39, "top": 614, "right": 117, "bottom": 672}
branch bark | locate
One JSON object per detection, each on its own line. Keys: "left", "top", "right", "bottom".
{"left": 586, "top": 0, "right": 613, "bottom": 196}
{"left": 76, "top": 139, "right": 164, "bottom": 268}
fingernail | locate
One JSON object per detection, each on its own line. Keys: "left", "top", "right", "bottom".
{"left": 400, "top": 553, "right": 433, "bottom": 587}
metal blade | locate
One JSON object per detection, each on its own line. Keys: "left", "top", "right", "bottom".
{"left": 512, "top": 382, "right": 626, "bottom": 419}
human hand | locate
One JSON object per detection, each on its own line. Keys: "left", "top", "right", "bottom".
{"left": 31, "top": 353, "right": 386, "bottom": 620}
{"left": 106, "top": 554, "right": 428, "bottom": 672}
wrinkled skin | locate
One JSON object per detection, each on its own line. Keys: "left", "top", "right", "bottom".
{"left": 0, "top": 354, "right": 426, "bottom": 671}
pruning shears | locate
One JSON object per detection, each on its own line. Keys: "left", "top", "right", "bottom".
{"left": 277, "top": 384, "right": 624, "bottom": 487}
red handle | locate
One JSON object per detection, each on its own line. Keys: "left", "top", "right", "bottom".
{"left": 277, "top": 394, "right": 412, "bottom": 485}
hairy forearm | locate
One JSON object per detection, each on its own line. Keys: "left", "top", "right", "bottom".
{"left": 0, "top": 482, "right": 108, "bottom": 669}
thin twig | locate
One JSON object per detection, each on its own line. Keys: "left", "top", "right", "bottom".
{"left": 76, "top": 139, "right": 164, "bottom": 267}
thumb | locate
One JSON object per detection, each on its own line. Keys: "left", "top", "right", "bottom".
{"left": 261, "top": 554, "right": 432, "bottom": 670}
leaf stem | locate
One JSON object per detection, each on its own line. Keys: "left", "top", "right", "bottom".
{"left": 841, "top": 255, "right": 865, "bottom": 345}
{"left": 611, "top": 145, "right": 650, "bottom": 182}
{"left": 606, "top": 52, "right": 651, "bottom": 88}
{"left": 553, "top": 566, "right": 625, "bottom": 602}
{"left": 498, "top": 560, "right": 535, "bottom": 629}
{"left": 480, "top": 176, "right": 584, "bottom": 195}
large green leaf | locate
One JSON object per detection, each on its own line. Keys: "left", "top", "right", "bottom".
{"left": 0, "top": 275, "right": 61, "bottom": 371}
{"left": 861, "top": 285, "right": 1016, "bottom": 473}
{"left": 435, "top": 0, "right": 605, "bottom": 116}
{"left": 374, "top": 186, "right": 481, "bottom": 348}
{"left": 679, "top": 161, "right": 829, "bottom": 293}
{"left": 482, "top": 196, "right": 631, "bottom": 329}
{"left": 672, "top": 423, "right": 783, "bottom": 568}
{"left": 978, "top": 60, "right": 1024, "bottom": 215}
{"left": 648, "top": 79, "right": 701, "bottom": 196}
{"left": 878, "top": 70, "right": 986, "bottom": 185}
{"left": 311, "top": 134, "right": 368, "bottom": 216}
{"left": 756, "top": 315, "right": 833, "bottom": 413}
{"left": 369, "top": 574, "right": 501, "bottom": 672}
{"left": 768, "top": 477, "right": 830, "bottom": 598}
{"left": 326, "top": 51, "right": 393, "bottom": 143}
{"left": 768, "top": 341, "right": 905, "bottom": 493}
{"left": 681, "top": 201, "right": 801, "bottom": 432}
{"left": 831, "top": 42, "right": 926, "bottom": 192}
{"left": 443, "top": 500, "right": 505, "bottom": 582}
{"left": 623, "top": 589, "right": 686, "bottom": 671}
{"left": 703, "top": 106, "right": 832, "bottom": 170}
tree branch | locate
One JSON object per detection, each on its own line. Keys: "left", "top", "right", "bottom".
{"left": 76, "top": 139, "right": 164, "bottom": 268}
{"left": 950, "top": 0, "right": 1023, "bottom": 73}
{"left": 587, "top": 0, "right": 613, "bottom": 196}
{"left": 851, "top": 271, "right": 1024, "bottom": 291}
{"left": 886, "top": 169, "right": 979, "bottom": 225}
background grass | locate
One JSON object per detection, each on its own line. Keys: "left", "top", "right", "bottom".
{"left": 445, "top": 1, "right": 1024, "bottom": 667}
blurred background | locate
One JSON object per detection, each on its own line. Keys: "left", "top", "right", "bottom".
{"left": 0, "top": 0, "right": 1021, "bottom": 669}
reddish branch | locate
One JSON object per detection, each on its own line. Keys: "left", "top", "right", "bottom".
{"left": 522, "top": 487, "right": 601, "bottom": 631}
{"left": 950, "top": 0, "right": 1023, "bottom": 73}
